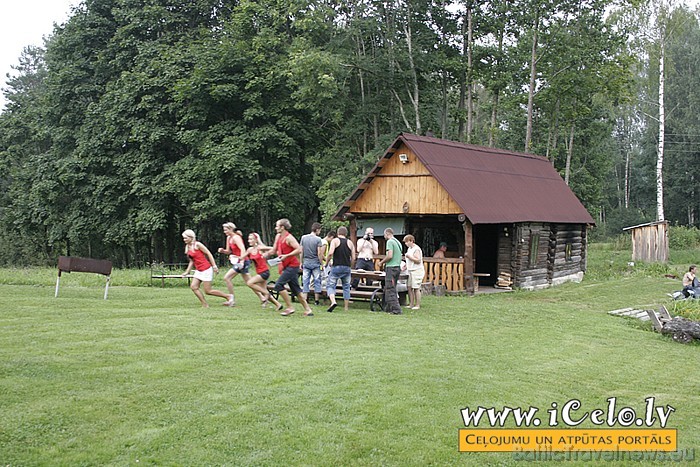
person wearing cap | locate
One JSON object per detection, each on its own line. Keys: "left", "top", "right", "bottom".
{"left": 433, "top": 242, "right": 448, "bottom": 258}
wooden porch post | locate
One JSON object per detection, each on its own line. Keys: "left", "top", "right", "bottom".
{"left": 463, "top": 220, "right": 474, "bottom": 294}
{"left": 349, "top": 216, "right": 357, "bottom": 247}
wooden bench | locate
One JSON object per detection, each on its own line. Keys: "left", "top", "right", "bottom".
{"left": 646, "top": 305, "right": 700, "bottom": 343}
{"left": 266, "top": 281, "right": 406, "bottom": 311}
{"left": 646, "top": 305, "right": 672, "bottom": 332}
{"left": 266, "top": 282, "right": 378, "bottom": 300}
{"left": 150, "top": 263, "right": 194, "bottom": 287}
{"left": 473, "top": 273, "right": 490, "bottom": 292}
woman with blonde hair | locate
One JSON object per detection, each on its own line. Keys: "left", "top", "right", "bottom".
{"left": 181, "top": 229, "right": 232, "bottom": 308}
{"left": 217, "top": 222, "right": 251, "bottom": 306}
{"left": 240, "top": 232, "right": 282, "bottom": 309}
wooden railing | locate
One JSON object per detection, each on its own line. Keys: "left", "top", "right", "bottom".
{"left": 423, "top": 258, "right": 464, "bottom": 292}
{"left": 368, "top": 256, "right": 465, "bottom": 292}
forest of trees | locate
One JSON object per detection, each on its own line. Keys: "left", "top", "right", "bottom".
{"left": 0, "top": 0, "right": 698, "bottom": 266}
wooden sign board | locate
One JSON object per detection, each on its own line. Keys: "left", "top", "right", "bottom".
{"left": 56, "top": 256, "right": 113, "bottom": 299}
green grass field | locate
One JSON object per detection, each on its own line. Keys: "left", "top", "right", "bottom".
{"left": 1, "top": 245, "right": 699, "bottom": 465}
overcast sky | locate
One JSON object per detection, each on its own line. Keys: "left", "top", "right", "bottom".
{"left": 0, "top": 0, "right": 77, "bottom": 110}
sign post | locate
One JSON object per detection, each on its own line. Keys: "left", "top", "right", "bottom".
{"left": 55, "top": 256, "right": 113, "bottom": 299}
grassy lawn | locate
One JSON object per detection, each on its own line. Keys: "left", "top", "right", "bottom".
{"left": 1, "top": 245, "right": 699, "bottom": 465}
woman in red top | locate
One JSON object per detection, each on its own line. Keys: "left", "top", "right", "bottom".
{"left": 182, "top": 229, "right": 232, "bottom": 308}
{"left": 264, "top": 218, "right": 314, "bottom": 317}
{"left": 239, "top": 232, "right": 282, "bottom": 309}
{"left": 217, "top": 222, "right": 251, "bottom": 306}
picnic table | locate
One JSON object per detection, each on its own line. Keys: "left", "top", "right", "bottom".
{"left": 348, "top": 269, "right": 408, "bottom": 311}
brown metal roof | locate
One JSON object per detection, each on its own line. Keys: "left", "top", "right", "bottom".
{"left": 334, "top": 133, "right": 596, "bottom": 225}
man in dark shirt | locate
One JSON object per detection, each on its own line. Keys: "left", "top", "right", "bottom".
{"left": 324, "top": 226, "right": 356, "bottom": 312}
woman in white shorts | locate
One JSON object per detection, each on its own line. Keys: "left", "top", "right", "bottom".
{"left": 217, "top": 222, "right": 252, "bottom": 306}
{"left": 182, "top": 229, "right": 232, "bottom": 308}
{"left": 403, "top": 234, "right": 425, "bottom": 310}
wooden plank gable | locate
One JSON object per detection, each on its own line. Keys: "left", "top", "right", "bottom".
{"left": 351, "top": 143, "right": 463, "bottom": 215}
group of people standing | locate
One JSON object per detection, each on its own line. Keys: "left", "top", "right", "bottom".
{"left": 180, "top": 219, "right": 427, "bottom": 316}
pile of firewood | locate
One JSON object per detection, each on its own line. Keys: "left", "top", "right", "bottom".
{"left": 495, "top": 272, "right": 513, "bottom": 289}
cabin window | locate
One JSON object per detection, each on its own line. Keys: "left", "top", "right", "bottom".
{"left": 528, "top": 233, "right": 540, "bottom": 267}
{"left": 565, "top": 242, "right": 573, "bottom": 262}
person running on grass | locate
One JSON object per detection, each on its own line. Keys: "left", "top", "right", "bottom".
{"left": 264, "top": 218, "right": 314, "bottom": 317}
{"left": 217, "top": 222, "right": 251, "bottom": 306}
{"left": 181, "top": 229, "right": 232, "bottom": 308}
{"left": 239, "top": 232, "right": 282, "bottom": 309}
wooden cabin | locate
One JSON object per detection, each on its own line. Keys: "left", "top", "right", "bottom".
{"left": 333, "top": 133, "right": 596, "bottom": 293}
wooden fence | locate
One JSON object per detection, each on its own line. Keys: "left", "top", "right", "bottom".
{"left": 370, "top": 256, "right": 465, "bottom": 292}
{"left": 423, "top": 258, "right": 464, "bottom": 292}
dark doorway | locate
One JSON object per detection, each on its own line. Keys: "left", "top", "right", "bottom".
{"left": 407, "top": 216, "right": 464, "bottom": 258}
{"left": 473, "top": 224, "right": 499, "bottom": 286}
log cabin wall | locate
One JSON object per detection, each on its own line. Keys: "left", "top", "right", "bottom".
{"left": 511, "top": 225, "right": 523, "bottom": 287}
{"left": 547, "top": 225, "right": 557, "bottom": 284}
{"left": 549, "top": 223, "right": 586, "bottom": 285}
{"left": 512, "top": 223, "right": 586, "bottom": 289}
{"left": 513, "top": 223, "right": 551, "bottom": 290}
{"left": 497, "top": 225, "right": 513, "bottom": 281}
{"left": 351, "top": 143, "right": 463, "bottom": 215}
{"left": 582, "top": 226, "right": 588, "bottom": 272}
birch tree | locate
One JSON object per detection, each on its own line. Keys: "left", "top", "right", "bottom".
{"left": 654, "top": 1, "right": 670, "bottom": 221}
{"left": 644, "top": 0, "right": 685, "bottom": 222}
